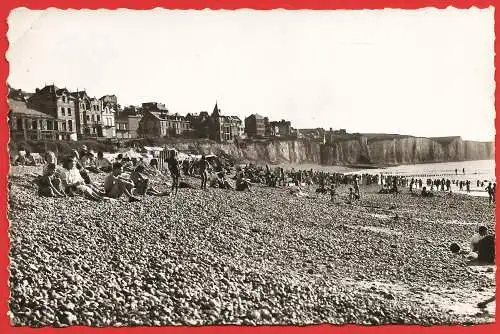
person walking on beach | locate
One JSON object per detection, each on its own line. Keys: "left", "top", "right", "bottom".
{"left": 410, "top": 178, "right": 414, "bottom": 192}
{"left": 466, "top": 180, "right": 471, "bottom": 193}
{"left": 463, "top": 168, "right": 465, "bottom": 174}
{"left": 455, "top": 168, "right": 458, "bottom": 175}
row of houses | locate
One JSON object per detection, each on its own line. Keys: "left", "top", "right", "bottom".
{"left": 8, "top": 84, "right": 331, "bottom": 144}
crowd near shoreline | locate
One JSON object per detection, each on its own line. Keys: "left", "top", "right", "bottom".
{"left": 7, "top": 144, "right": 497, "bottom": 326}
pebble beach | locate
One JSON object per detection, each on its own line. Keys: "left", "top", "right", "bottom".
{"left": 7, "top": 165, "right": 496, "bottom": 327}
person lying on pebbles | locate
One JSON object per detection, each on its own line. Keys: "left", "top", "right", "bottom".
{"left": 103, "top": 162, "right": 142, "bottom": 202}
{"left": 130, "top": 165, "right": 169, "bottom": 197}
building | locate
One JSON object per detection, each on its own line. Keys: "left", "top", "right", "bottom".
{"left": 211, "top": 103, "right": 243, "bottom": 142}
{"left": 27, "top": 84, "right": 77, "bottom": 140}
{"left": 244, "top": 113, "right": 266, "bottom": 138}
{"left": 115, "top": 113, "right": 142, "bottom": 139}
{"left": 297, "top": 128, "right": 325, "bottom": 140}
{"left": 70, "top": 90, "right": 104, "bottom": 138}
{"left": 185, "top": 111, "right": 212, "bottom": 138}
{"left": 137, "top": 110, "right": 169, "bottom": 138}
{"left": 269, "top": 119, "right": 292, "bottom": 137}
{"left": 188, "top": 103, "right": 243, "bottom": 142}
{"left": 116, "top": 105, "right": 142, "bottom": 139}
{"left": 137, "top": 102, "right": 190, "bottom": 138}
{"left": 123, "top": 105, "right": 143, "bottom": 116}
{"left": 100, "top": 95, "right": 119, "bottom": 138}
{"left": 8, "top": 98, "right": 59, "bottom": 141}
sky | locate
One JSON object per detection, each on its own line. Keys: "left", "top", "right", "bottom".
{"left": 7, "top": 8, "right": 495, "bottom": 141}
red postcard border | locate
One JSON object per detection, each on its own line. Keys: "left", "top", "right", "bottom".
{"left": 0, "top": 1, "right": 497, "bottom": 334}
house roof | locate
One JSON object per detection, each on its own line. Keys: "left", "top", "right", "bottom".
{"left": 70, "top": 90, "right": 89, "bottom": 99}
{"left": 8, "top": 99, "right": 55, "bottom": 119}
{"left": 148, "top": 111, "right": 169, "bottom": 120}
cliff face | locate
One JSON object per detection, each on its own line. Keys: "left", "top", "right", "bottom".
{"left": 168, "top": 136, "right": 494, "bottom": 166}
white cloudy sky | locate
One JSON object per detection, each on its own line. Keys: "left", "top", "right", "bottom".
{"left": 7, "top": 8, "right": 495, "bottom": 141}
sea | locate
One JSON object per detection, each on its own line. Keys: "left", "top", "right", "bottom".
{"left": 273, "top": 160, "right": 495, "bottom": 197}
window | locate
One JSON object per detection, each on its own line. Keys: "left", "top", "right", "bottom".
{"left": 68, "top": 120, "right": 73, "bottom": 132}
{"left": 62, "top": 122, "right": 67, "bottom": 131}
{"left": 16, "top": 117, "right": 23, "bottom": 130}
{"left": 61, "top": 107, "right": 65, "bottom": 116}
{"left": 97, "top": 115, "right": 100, "bottom": 122}
{"left": 87, "top": 115, "right": 90, "bottom": 121}
{"left": 68, "top": 108, "right": 71, "bottom": 116}
{"left": 32, "top": 119, "right": 37, "bottom": 130}
{"left": 62, "top": 96, "right": 66, "bottom": 103}
{"left": 47, "top": 120, "right": 53, "bottom": 130}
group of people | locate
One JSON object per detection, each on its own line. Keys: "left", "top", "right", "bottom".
{"left": 35, "top": 146, "right": 176, "bottom": 202}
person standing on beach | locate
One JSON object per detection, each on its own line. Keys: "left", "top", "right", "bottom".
{"left": 353, "top": 177, "right": 360, "bottom": 199}
{"left": 463, "top": 168, "right": 465, "bottom": 174}
{"left": 492, "top": 183, "right": 496, "bottom": 203}
{"left": 466, "top": 180, "right": 471, "bottom": 193}
{"left": 455, "top": 168, "right": 458, "bottom": 175}
{"left": 167, "top": 150, "right": 181, "bottom": 195}
{"left": 199, "top": 155, "right": 210, "bottom": 190}
{"left": 486, "top": 182, "right": 494, "bottom": 203}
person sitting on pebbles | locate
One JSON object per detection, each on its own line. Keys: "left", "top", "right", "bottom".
{"left": 62, "top": 157, "right": 105, "bottom": 201}
{"left": 469, "top": 226, "right": 495, "bottom": 264}
{"left": 130, "top": 164, "right": 169, "bottom": 197}
{"left": 96, "top": 151, "right": 113, "bottom": 173}
{"left": 421, "top": 186, "right": 434, "bottom": 197}
{"left": 104, "top": 162, "right": 141, "bottom": 202}
{"left": 24, "top": 150, "right": 38, "bottom": 166}
{"left": 38, "top": 163, "right": 66, "bottom": 197}
{"left": 348, "top": 187, "right": 360, "bottom": 202}
{"left": 80, "top": 151, "right": 101, "bottom": 174}
{"left": 329, "top": 184, "right": 337, "bottom": 202}
{"left": 235, "top": 166, "right": 252, "bottom": 192}
{"left": 217, "top": 171, "right": 233, "bottom": 190}
{"left": 208, "top": 170, "right": 219, "bottom": 188}
{"left": 42, "top": 151, "right": 66, "bottom": 180}
{"left": 69, "top": 150, "right": 92, "bottom": 184}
